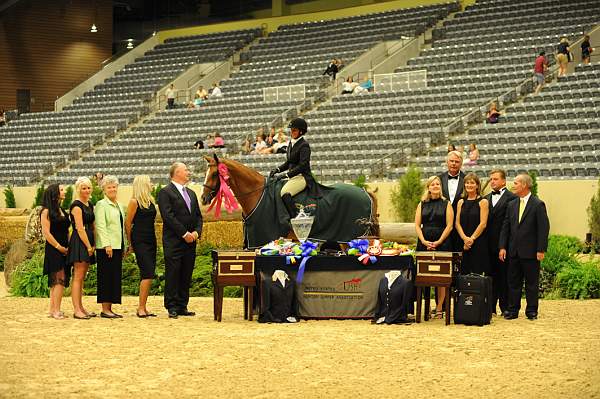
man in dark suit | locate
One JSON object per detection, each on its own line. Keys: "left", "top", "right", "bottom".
{"left": 269, "top": 117, "right": 315, "bottom": 219}
{"left": 499, "top": 173, "right": 549, "bottom": 320}
{"left": 484, "top": 169, "right": 517, "bottom": 315}
{"left": 438, "top": 150, "right": 465, "bottom": 251}
{"left": 158, "top": 162, "right": 203, "bottom": 319}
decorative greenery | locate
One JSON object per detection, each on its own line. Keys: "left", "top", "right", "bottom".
{"left": 555, "top": 261, "right": 600, "bottom": 299}
{"left": 90, "top": 178, "right": 104, "bottom": 206}
{"left": 587, "top": 177, "right": 600, "bottom": 253}
{"left": 32, "top": 183, "right": 45, "bottom": 208}
{"left": 540, "top": 235, "right": 583, "bottom": 297}
{"left": 390, "top": 165, "right": 423, "bottom": 222}
{"left": 62, "top": 185, "right": 74, "bottom": 210}
{"left": 528, "top": 170, "right": 538, "bottom": 197}
{"left": 10, "top": 250, "right": 49, "bottom": 298}
{"left": 352, "top": 174, "right": 368, "bottom": 189}
{"left": 4, "top": 185, "right": 16, "bottom": 208}
{"left": 151, "top": 183, "right": 164, "bottom": 203}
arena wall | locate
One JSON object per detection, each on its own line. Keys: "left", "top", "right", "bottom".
{"left": 1, "top": 179, "right": 597, "bottom": 241}
{"left": 0, "top": 0, "right": 113, "bottom": 112}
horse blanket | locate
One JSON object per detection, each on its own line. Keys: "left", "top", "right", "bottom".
{"left": 243, "top": 178, "right": 373, "bottom": 248}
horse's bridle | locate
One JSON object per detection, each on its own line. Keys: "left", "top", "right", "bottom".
{"left": 202, "top": 170, "right": 220, "bottom": 203}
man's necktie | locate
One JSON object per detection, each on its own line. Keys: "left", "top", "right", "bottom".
{"left": 448, "top": 174, "right": 459, "bottom": 180}
{"left": 518, "top": 198, "right": 525, "bottom": 223}
{"left": 182, "top": 187, "right": 192, "bottom": 212}
{"left": 492, "top": 190, "right": 501, "bottom": 195}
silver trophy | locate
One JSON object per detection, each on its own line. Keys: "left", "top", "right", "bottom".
{"left": 290, "top": 205, "right": 314, "bottom": 242}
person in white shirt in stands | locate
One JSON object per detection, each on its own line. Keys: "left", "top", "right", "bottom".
{"left": 166, "top": 84, "right": 176, "bottom": 109}
{"left": 341, "top": 77, "right": 357, "bottom": 94}
{"left": 209, "top": 83, "right": 222, "bottom": 98}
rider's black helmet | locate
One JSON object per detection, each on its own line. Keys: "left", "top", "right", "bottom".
{"left": 288, "top": 118, "right": 308, "bottom": 135}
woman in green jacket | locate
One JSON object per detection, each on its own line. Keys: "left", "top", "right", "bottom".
{"left": 94, "top": 175, "right": 127, "bottom": 319}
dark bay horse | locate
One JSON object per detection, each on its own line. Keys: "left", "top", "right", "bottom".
{"left": 200, "top": 155, "right": 379, "bottom": 246}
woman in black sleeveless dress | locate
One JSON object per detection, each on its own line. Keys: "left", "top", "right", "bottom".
{"left": 455, "top": 173, "right": 490, "bottom": 275}
{"left": 125, "top": 175, "right": 158, "bottom": 318}
{"left": 66, "top": 177, "right": 96, "bottom": 320}
{"left": 41, "top": 184, "right": 70, "bottom": 319}
{"left": 415, "top": 176, "right": 454, "bottom": 318}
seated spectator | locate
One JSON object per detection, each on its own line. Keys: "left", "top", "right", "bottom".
{"left": 336, "top": 58, "right": 344, "bottom": 71}
{"left": 353, "top": 77, "right": 373, "bottom": 95}
{"left": 0, "top": 109, "right": 5, "bottom": 127}
{"left": 455, "top": 145, "right": 464, "bottom": 157}
{"left": 209, "top": 83, "right": 222, "bottom": 98}
{"left": 486, "top": 102, "right": 501, "bottom": 124}
{"left": 208, "top": 133, "right": 225, "bottom": 149}
{"left": 323, "top": 59, "right": 339, "bottom": 80}
{"left": 251, "top": 133, "right": 268, "bottom": 154}
{"left": 266, "top": 127, "right": 276, "bottom": 147}
{"left": 193, "top": 139, "right": 204, "bottom": 149}
{"left": 196, "top": 86, "right": 209, "bottom": 100}
{"left": 341, "top": 77, "right": 357, "bottom": 94}
{"left": 260, "top": 129, "right": 288, "bottom": 154}
{"left": 464, "top": 143, "right": 479, "bottom": 166}
{"left": 241, "top": 137, "right": 252, "bottom": 155}
{"left": 447, "top": 144, "right": 456, "bottom": 153}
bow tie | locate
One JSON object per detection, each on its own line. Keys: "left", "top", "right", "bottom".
{"left": 492, "top": 190, "right": 502, "bottom": 195}
{"left": 448, "top": 175, "right": 459, "bottom": 180}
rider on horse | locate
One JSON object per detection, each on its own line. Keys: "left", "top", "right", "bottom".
{"left": 269, "top": 117, "right": 316, "bottom": 219}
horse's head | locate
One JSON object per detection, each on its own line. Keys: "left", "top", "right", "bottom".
{"left": 201, "top": 153, "right": 221, "bottom": 206}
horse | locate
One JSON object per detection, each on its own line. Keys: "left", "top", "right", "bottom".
{"left": 200, "top": 154, "right": 379, "bottom": 248}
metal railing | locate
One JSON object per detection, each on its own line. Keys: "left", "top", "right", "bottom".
{"left": 262, "top": 84, "right": 306, "bottom": 103}
{"left": 374, "top": 69, "right": 427, "bottom": 92}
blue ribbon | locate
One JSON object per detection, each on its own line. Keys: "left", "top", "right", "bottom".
{"left": 348, "top": 239, "right": 369, "bottom": 253}
{"left": 296, "top": 240, "right": 318, "bottom": 283}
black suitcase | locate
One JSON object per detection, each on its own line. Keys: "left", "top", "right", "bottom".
{"left": 454, "top": 274, "right": 492, "bottom": 326}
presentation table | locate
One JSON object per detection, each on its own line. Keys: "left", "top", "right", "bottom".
{"left": 254, "top": 255, "right": 415, "bottom": 319}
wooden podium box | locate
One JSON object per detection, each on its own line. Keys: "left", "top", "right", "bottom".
{"left": 414, "top": 251, "right": 457, "bottom": 326}
{"left": 211, "top": 250, "right": 256, "bottom": 322}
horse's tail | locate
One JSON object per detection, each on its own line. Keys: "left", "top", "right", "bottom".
{"left": 366, "top": 189, "right": 380, "bottom": 237}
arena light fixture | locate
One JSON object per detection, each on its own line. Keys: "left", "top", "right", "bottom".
{"left": 127, "top": 39, "right": 134, "bottom": 49}
{"left": 90, "top": 23, "right": 98, "bottom": 33}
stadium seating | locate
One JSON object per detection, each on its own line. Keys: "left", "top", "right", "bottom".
{"left": 0, "top": 28, "right": 260, "bottom": 186}
{"left": 47, "top": 3, "right": 454, "bottom": 185}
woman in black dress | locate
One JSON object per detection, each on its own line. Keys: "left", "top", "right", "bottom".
{"left": 455, "top": 173, "right": 490, "bottom": 275}
{"left": 66, "top": 177, "right": 96, "bottom": 320}
{"left": 41, "top": 184, "right": 70, "bottom": 319}
{"left": 125, "top": 175, "right": 158, "bottom": 318}
{"left": 415, "top": 176, "right": 454, "bottom": 318}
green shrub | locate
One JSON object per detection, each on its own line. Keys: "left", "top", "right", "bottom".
{"left": 352, "top": 174, "right": 368, "bottom": 189}
{"left": 390, "top": 164, "right": 423, "bottom": 222}
{"left": 555, "top": 261, "right": 600, "bottom": 299}
{"left": 528, "top": 170, "right": 538, "bottom": 197}
{"left": 588, "top": 177, "right": 600, "bottom": 252}
{"left": 62, "top": 185, "right": 74, "bottom": 210}
{"left": 0, "top": 252, "right": 5, "bottom": 272}
{"left": 32, "top": 183, "right": 45, "bottom": 208}
{"left": 4, "top": 185, "right": 16, "bottom": 208}
{"left": 90, "top": 178, "right": 104, "bottom": 206}
{"left": 151, "top": 183, "right": 163, "bottom": 203}
{"left": 10, "top": 251, "right": 49, "bottom": 298}
{"left": 540, "top": 235, "right": 584, "bottom": 296}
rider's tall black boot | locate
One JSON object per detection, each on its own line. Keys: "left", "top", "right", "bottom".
{"left": 282, "top": 193, "right": 298, "bottom": 219}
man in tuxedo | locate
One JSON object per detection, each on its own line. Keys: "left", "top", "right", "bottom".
{"left": 438, "top": 150, "right": 465, "bottom": 251}
{"left": 499, "top": 173, "right": 549, "bottom": 320}
{"left": 484, "top": 169, "right": 517, "bottom": 314}
{"left": 269, "top": 118, "right": 315, "bottom": 219}
{"left": 158, "top": 162, "right": 203, "bottom": 318}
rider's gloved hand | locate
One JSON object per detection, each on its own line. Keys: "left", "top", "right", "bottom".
{"left": 269, "top": 168, "right": 280, "bottom": 179}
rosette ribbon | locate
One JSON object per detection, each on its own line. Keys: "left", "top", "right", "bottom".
{"left": 287, "top": 240, "right": 318, "bottom": 283}
{"left": 206, "top": 163, "right": 239, "bottom": 219}
{"left": 347, "top": 239, "right": 377, "bottom": 265}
